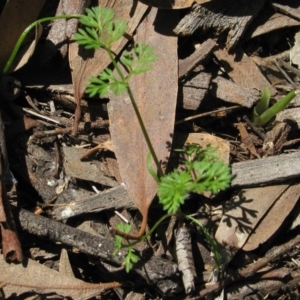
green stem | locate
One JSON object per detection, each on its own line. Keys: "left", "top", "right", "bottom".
{"left": 3, "top": 14, "right": 81, "bottom": 74}
{"left": 186, "top": 214, "right": 221, "bottom": 270}
{"left": 106, "top": 47, "right": 164, "bottom": 178}
{"left": 122, "top": 212, "right": 221, "bottom": 271}
{"left": 122, "top": 213, "right": 174, "bottom": 248}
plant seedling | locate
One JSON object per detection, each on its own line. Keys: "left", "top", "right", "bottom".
{"left": 73, "top": 6, "right": 232, "bottom": 273}
{"left": 4, "top": 4, "right": 233, "bottom": 275}
{"left": 252, "top": 89, "right": 297, "bottom": 127}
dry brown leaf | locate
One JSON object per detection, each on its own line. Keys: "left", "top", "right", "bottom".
{"left": 59, "top": 249, "right": 74, "bottom": 278}
{"left": 0, "top": 256, "right": 120, "bottom": 299}
{"left": 138, "top": 0, "right": 210, "bottom": 9}
{"left": 215, "top": 184, "right": 290, "bottom": 264}
{"left": 214, "top": 46, "right": 276, "bottom": 94}
{"left": 9, "top": 23, "right": 43, "bottom": 73}
{"left": 0, "top": 0, "right": 45, "bottom": 73}
{"left": 108, "top": 8, "right": 178, "bottom": 238}
{"left": 242, "top": 183, "right": 300, "bottom": 251}
{"left": 69, "top": 0, "right": 148, "bottom": 134}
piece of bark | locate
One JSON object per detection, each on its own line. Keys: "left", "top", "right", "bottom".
{"left": 44, "top": 0, "right": 90, "bottom": 62}
{"left": 262, "top": 122, "right": 291, "bottom": 156}
{"left": 276, "top": 106, "right": 300, "bottom": 127}
{"left": 16, "top": 208, "right": 178, "bottom": 284}
{"left": 226, "top": 277, "right": 289, "bottom": 300}
{"left": 179, "top": 72, "right": 210, "bottom": 110}
{"left": 63, "top": 146, "right": 118, "bottom": 187}
{"left": 272, "top": 2, "right": 300, "bottom": 22}
{"left": 214, "top": 46, "right": 275, "bottom": 93}
{"left": 53, "top": 185, "right": 134, "bottom": 220}
{"left": 178, "top": 39, "right": 216, "bottom": 79}
{"left": 211, "top": 76, "right": 259, "bottom": 108}
{"left": 251, "top": 55, "right": 290, "bottom": 88}
{"left": 175, "top": 225, "right": 196, "bottom": 294}
{"left": 231, "top": 151, "right": 300, "bottom": 187}
{"left": 247, "top": 12, "right": 300, "bottom": 40}
{"left": 174, "top": 0, "right": 266, "bottom": 50}
{"left": 180, "top": 72, "right": 259, "bottom": 110}
{"left": 235, "top": 122, "right": 260, "bottom": 158}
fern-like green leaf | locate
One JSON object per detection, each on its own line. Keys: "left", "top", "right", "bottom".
{"left": 108, "top": 19, "right": 127, "bottom": 44}
{"left": 192, "top": 160, "right": 232, "bottom": 194}
{"left": 74, "top": 28, "right": 101, "bottom": 49}
{"left": 158, "top": 171, "right": 192, "bottom": 214}
{"left": 113, "top": 222, "right": 132, "bottom": 253}
{"left": 120, "top": 51, "right": 134, "bottom": 71}
{"left": 131, "top": 44, "right": 156, "bottom": 74}
{"left": 123, "top": 248, "right": 139, "bottom": 273}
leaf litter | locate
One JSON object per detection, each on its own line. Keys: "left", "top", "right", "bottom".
{"left": 1, "top": 0, "right": 300, "bottom": 299}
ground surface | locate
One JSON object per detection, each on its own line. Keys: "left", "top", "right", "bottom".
{"left": 1, "top": 0, "right": 300, "bottom": 299}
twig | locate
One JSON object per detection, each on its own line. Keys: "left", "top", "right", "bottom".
{"left": 15, "top": 207, "right": 178, "bottom": 284}
{"left": 193, "top": 234, "right": 300, "bottom": 298}
{"left": 176, "top": 106, "right": 240, "bottom": 125}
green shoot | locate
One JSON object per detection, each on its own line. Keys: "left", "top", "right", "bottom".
{"left": 186, "top": 215, "right": 221, "bottom": 270}
{"left": 113, "top": 222, "right": 139, "bottom": 272}
{"left": 121, "top": 145, "right": 231, "bottom": 272}
{"left": 253, "top": 89, "right": 297, "bottom": 127}
{"left": 254, "top": 88, "right": 271, "bottom": 116}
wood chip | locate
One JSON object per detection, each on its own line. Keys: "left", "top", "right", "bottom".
{"left": 231, "top": 151, "right": 300, "bottom": 187}
{"left": 214, "top": 46, "right": 275, "bottom": 93}
{"left": 53, "top": 185, "right": 134, "bottom": 220}
{"left": 179, "top": 39, "right": 216, "bottom": 79}
{"left": 174, "top": 0, "right": 266, "bottom": 49}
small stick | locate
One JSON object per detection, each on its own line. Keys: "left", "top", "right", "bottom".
{"left": 176, "top": 106, "right": 240, "bottom": 125}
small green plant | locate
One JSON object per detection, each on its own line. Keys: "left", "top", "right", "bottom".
{"left": 73, "top": 6, "right": 232, "bottom": 273}
{"left": 116, "top": 144, "right": 231, "bottom": 272}
{"left": 252, "top": 89, "right": 297, "bottom": 127}
{"left": 6, "top": 6, "right": 233, "bottom": 274}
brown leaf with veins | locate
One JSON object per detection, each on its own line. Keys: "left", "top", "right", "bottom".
{"left": 108, "top": 8, "right": 178, "bottom": 239}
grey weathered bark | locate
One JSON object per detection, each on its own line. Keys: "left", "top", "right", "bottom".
{"left": 174, "top": 0, "right": 267, "bottom": 50}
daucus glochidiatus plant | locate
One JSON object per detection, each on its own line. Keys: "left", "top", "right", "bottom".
{"left": 6, "top": 5, "right": 232, "bottom": 274}
{"left": 73, "top": 6, "right": 232, "bottom": 272}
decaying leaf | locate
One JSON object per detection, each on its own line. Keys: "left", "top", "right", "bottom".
{"left": 108, "top": 8, "right": 178, "bottom": 238}
{"left": 242, "top": 183, "right": 300, "bottom": 251}
{"left": 0, "top": 256, "right": 120, "bottom": 299}
{"left": 215, "top": 184, "right": 291, "bottom": 265}
{"left": 0, "top": 0, "right": 45, "bottom": 73}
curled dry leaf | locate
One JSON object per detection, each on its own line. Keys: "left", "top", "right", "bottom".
{"left": 0, "top": 0, "right": 45, "bottom": 73}
{"left": 0, "top": 256, "right": 120, "bottom": 300}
